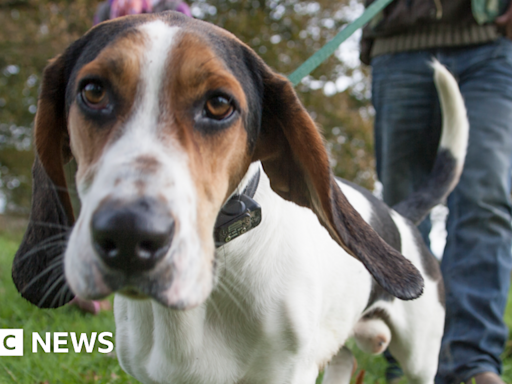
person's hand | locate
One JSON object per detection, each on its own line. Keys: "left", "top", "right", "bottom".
{"left": 496, "top": 2, "right": 512, "bottom": 39}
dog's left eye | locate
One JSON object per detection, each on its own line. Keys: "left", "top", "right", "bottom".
{"left": 203, "top": 96, "right": 234, "bottom": 120}
{"left": 80, "top": 83, "right": 110, "bottom": 111}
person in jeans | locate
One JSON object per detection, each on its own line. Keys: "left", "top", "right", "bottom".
{"left": 361, "top": 1, "right": 512, "bottom": 383}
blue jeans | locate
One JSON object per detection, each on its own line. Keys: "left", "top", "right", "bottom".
{"left": 372, "top": 38, "right": 512, "bottom": 384}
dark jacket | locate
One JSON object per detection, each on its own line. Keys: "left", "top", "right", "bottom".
{"left": 361, "top": 0, "right": 510, "bottom": 64}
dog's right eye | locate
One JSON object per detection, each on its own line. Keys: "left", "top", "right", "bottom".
{"left": 204, "top": 96, "right": 234, "bottom": 120}
{"left": 81, "top": 83, "right": 109, "bottom": 111}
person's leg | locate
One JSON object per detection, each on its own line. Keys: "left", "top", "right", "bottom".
{"left": 435, "top": 38, "right": 512, "bottom": 384}
{"left": 372, "top": 51, "right": 443, "bottom": 382}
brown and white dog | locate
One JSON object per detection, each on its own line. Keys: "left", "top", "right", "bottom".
{"left": 13, "top": 12, "right": 468, "bottom": 384}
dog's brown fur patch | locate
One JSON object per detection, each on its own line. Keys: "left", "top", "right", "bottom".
{"left": 162, "top": 31, "right": 251, "bottom": 255}
{"left": 69, "top": 30, "right": 145, "bottom": 184}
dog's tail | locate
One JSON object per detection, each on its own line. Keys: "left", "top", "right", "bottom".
{"left": 392, "top": 60, "right": 469, "bottom": 225}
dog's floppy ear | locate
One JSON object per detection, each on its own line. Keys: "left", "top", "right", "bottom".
{"left": 252, "top": 69, "right": 424, "bottom": 300}
{"left": 12, "top": 50, "right": 79, "bottom": 308}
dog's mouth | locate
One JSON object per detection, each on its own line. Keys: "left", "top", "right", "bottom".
{"left": 69, "top": 259, "right": 213, "bottom": 309}
{"left": 96, "top": 263, "right": 177, "bottom": 307}
{"left": 120, "top": 287, "right": 147, "bottom": 298}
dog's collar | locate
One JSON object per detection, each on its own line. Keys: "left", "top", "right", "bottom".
{"left": 214, "top": 168, "right": 262, "bottom": 248}
{"left": 242, "top": 168, "right": 260, "bottom": 200}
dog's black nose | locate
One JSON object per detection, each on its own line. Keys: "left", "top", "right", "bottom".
{"left": 91, "top": 197, "right": 174, "bottom": 273}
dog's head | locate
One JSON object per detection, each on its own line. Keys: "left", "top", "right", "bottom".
{"left": 13, "top": 12, "right": 423, "bottom": 309}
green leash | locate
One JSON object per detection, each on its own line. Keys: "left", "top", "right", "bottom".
{"left": 287, "top": 0, "right": 394, "bottom": 86}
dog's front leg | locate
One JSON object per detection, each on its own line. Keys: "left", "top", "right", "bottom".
{"left": 322, "top": 347, "right": 355, "bottom": 384}
{"left": 287, "top": 363, "right": 320, "bottom": 384}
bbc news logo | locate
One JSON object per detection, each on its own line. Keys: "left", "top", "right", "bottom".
{"left": 0, "top": 330, "right": 113, "bottom": 356}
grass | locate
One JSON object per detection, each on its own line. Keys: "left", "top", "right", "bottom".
{"left": 1, "top": 230, "right": 512, "bottom": 384}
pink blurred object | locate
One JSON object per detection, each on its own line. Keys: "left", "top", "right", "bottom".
{"left": 175, "top": 2, "right": 192, "bottom": 17}
{"left": 110, "top": 0, "right": 152, "bottom": 19}
{"left": 153, "top": 0, "right": 192, "bottom": 17}
{"left": 94, "top": 0, "right": 191, "bottom": 25}
{"left": 69, "top": 297, "right": 112, "bottom": 315}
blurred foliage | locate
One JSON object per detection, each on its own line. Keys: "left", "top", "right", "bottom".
{"left": 0, "top": 0, "right": 98, "bottom": 214}
{"left": 0, "top": 0, "right": 375, "bottom": 215}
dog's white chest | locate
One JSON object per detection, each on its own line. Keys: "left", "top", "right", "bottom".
{"left": 114, "top": 297, "right": 242, "bottom": 383}
{"left": 114, "top": 296, "right": 307, "bottom": 384}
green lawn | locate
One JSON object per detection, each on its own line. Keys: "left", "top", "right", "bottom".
{"left": 1, "top": 232, "right": 512, "bottom": 384}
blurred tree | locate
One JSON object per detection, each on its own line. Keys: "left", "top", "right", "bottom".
{"left": 0, "top": 0, "right": 374, "bottom": 214}
{"left": 0, "top": 0, "right": 99, "bottom": 213}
